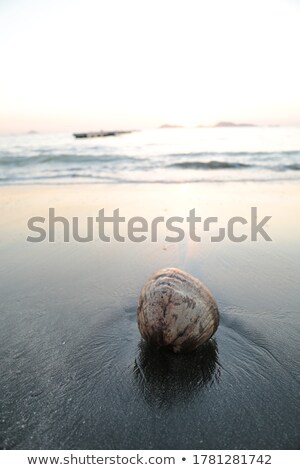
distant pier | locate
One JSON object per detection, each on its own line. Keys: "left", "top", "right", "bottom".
{"left": 73, "top": 130, "right": 134, "bottom": 139}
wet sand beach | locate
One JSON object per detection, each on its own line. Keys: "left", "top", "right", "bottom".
{"left": 0, "top": 182, "right": 299, "bottom": 449}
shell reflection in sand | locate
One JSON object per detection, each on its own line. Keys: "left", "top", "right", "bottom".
{"left": 133, "top": 338, "right": 220, "bottom": 409}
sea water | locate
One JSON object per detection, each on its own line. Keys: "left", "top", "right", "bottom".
{"left": 0, "top": 127, "right": 300, "bottom": 184}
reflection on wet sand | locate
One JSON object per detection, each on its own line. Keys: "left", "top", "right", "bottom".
{"left": 133, "top": 339, "right": 220, "bottom": 408}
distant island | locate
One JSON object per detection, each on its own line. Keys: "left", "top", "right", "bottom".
{"left": 159, "top": 122, "right": 277, "bottom": 129}
{"left": 197, "top": 122, "right": 257, "bottom": 128}
{"left": 159, "top": 121, "right": 257, "bottom": 129}
{"left": 159, "top": 124, "right": 184, "bottom": 128}
{"left": 214, "top": 121, "right": 257, "bottom": 127}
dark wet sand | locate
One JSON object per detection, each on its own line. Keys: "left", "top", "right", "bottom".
{"left": 0, "top": 183, "right": 299, "bottom": 449}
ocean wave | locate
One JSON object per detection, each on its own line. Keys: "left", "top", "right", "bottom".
{"left": 1, "top": 175, "right": 300, "bottom": 185}
{"left": 168, "top": 161, "right": 252, "bottom": 169}
{"left": 0, "top": 154, "right": 143, "bottom": 166}
{"left": 169, "top": 150, "right": 300, "bottom": 158}
{"left": 281, "top": 163, "right": 300, "bottom": 171}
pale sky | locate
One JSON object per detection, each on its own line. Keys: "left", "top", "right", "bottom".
{"left": 0, "top": 0, "right": 300, "bottom": 133}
